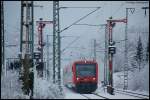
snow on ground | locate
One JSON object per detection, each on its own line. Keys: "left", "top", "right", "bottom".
{"left": 34, "top": 77, "right": 64, "bottom": 99}
{"left": 114, "top": 63, "right": 149, "bottom": 95}
{"left": 1, "top": 70, "right": 30, "bottom": 99}
{"left": 65, "top": 92, "right": 87, "bottom": 99}
{"left": 63, "top": 86, "right": 86, "bottom": 99}
{"left": 64, "top": 84, "right": 145, "bottom": 99}
{"left": 95, "top": 90, "right": 142, "bottom": 99}
{"left": 64, "top": 86, "right": 103, "bottom": 99}
{"left": 96, "top": 84, "right": 149, "bottom": 99}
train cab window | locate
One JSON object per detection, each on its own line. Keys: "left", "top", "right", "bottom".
{"left": 76, "top": 64, "right": 96, "bottom": 77}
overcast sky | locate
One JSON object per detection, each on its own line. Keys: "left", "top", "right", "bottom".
{"left": 4, "top": 1, "right": 149, "bottom": 74}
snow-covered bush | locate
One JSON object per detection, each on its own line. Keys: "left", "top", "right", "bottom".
{"left": 1, "top": 69, "right": 65, "bottom": 99}
{"left": 34, "top": 77, "right": 64, "bottom": 99}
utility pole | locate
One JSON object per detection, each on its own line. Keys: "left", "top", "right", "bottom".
{"left": 1, "top": 1, "right": 4, "bottom": 75}
{"left": 93, "top": 39, "right": 96, "bottom": 61}
{"left": 96, "top": 24, "right": 108, "bottom": 87}
{"left": 46, "top": 35, "right": 50, "bottom": 80}
{"left": 53, "top": 1, "right": 62, "bottom": 91}
{"left": 106, "top": 17, "right": 127, "bottom": 95}
{"left": 141, "top": 7, "right": 149, "bottom": 16}
{"left": 20, "top": 1, "right": 34, "bottom": 98}
{"left": 104, "top": 24, "right": 108, "bottom": 86}
{"left": 46, "top": 35, "right": 53, "bottom": 80}
{"left": 124, "top": 8, "right": 135, "bottom": 90}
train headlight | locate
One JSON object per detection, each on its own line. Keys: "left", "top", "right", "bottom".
{"left": 93, "top": 78, "right": 96, "bottom": 80}
{"left": 77, "top": 77, "right": 79, "bottom": 80}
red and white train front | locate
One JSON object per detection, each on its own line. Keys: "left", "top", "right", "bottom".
{"left": 63, "top": 60, "right": 98, "bottom": 93}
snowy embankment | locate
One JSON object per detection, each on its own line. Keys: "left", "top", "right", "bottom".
{"left": 1, "top": 70, "right": 29, "bottom": 99}
{"left": 114, "top": 63, "right": 149, "bottom": 94}
{"left": 34, "top": 77, "right": 64, "bottom": 99}
{"left": 1, "top": 70, "right": 64, "bottom": 99}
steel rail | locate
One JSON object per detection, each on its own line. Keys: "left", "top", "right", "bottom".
{"left": 92, "top": 93, "right": 109, "bottom": 99}
{"left": 114, "top": 89, "right": 149, "bottom": 99}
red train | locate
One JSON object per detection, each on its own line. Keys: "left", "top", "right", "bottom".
{"left": 63, "top": 60, "right": 98, "bottom": 93}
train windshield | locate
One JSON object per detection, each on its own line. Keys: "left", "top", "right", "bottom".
{"left": 76, "top": 64, "right": 96, "bottom": 77}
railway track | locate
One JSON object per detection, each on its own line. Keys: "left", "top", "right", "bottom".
{"left": 66, "top": 86, "right": 108, "bottom": 99}
{"left": 114, "top": 89, "right": 149, "bottom": 99}
{"left": 92, "top": 93, "right": 109, "bottom": 99}
{"left": 80, "top": 93, "right": 109, "bottom": 99}
{"left": 66, "top": 86, "right": 149, "bottom": 99}
{"left": 115, "top": 89, "right": 149, "bottom": 97}
{"left": 80, "top": 94, "right": 91, "bottom": 99}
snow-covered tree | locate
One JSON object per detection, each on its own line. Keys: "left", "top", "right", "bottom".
{"left": 134, "top": 36, "right": 144, "bottom": 72}
{"left": 145, "top": 36, "right": 149, "bottom": 62}
{"left": 127, "top": 41, "right": 137, "bottom": 71}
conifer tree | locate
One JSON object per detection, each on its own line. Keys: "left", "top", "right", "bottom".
{"left": 134, "top": 36, "right": 144, "bottom": 71}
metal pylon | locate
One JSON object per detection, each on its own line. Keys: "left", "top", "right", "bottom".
{"left": 46, "top": 35, "right": 50, "bottom": 80}
{"left": 124, "top": 8, "right": 129, "bottom": 90}
{"left": 53, "top": 1, "right": 62, "bottom": 91}
{"left": 1, "top": 1, "right": 5, "bottom": 74}
{"left": 20, "top": 1, "right": 34, "bottom": 56}
{"left": 104, "top": 24, "right": 108, "bottom": 86}
{"left": 93, "top": 39, "right": 96, "bottom": 60}
{"left": 20, "top": 1, "right": 34, "bottom": 97}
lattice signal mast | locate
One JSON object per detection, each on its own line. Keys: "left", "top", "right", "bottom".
{"left": 1, "top": 1, "right": 4, "bottom": 74}
{"left": 36, "top": 19, "right": 53, "bottom": 78}
{"left": 107, "top": 17, "right": 127, "bottom": 94}
{"left": 36, "top": 19, "right": 53, "bottom": 62}
{"left": 20, "top": 1, "right": 34, "bottom": 96}
{"left": 20, "top": 1, "right": 34, "bottom": 57}
{"left": 53, "top": 1, "right": 62, "bottom": 91}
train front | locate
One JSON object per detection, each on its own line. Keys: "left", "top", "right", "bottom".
{"left": 72, "top": 60, "right": 98, "bottom": 93}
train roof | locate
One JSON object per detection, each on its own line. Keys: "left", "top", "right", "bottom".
{"left": 73, "top": 59, "right": 98, "bottom": 64}
{"left": 64, "top": 59, "right": 98, "bottom": 69}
